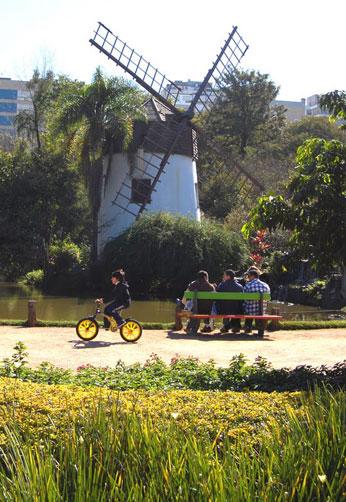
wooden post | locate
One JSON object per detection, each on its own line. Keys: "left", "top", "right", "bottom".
{"left": 270, "top": 306, "right": 281, "bottom": 331}
{"left": 27, "top": 300, "right": 37, "bottom": 327}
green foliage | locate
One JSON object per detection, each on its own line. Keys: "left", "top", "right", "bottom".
{"left": 279, "top": 116, "right": 346, "bottom": 157}
{"left": 0, "top": 148, "right": 88, "bottom": 279}
{"left": 2, "top": 341, "right": 28, "bottom": 378}
{"left": 320, "top": 90, "right": 346, "bottom": 128}
{"left": 199, "top": 172, "right": 240, "bottom": 219}
{"left": 48, "top": 239, "right": 83, "bottom": 274}
{"left": 0, "top": 388, "right": 344, "bottom": 500}
{"left": 243, "top": 138, "right": 346, "bottom": 271}
{"left": 42, "top": 239, "right": 89, "bottom": 294}
{"left": 102, "top": 213, "right": 248, "bottom": 296}
{"left": 204, "top": 69, "right": 285, "bottom": 156}
{"left": 1, "top": 344, "right": 345, "bottom": 391}
{"left": 22, "top": 269, "right": 44, "bottom": 288}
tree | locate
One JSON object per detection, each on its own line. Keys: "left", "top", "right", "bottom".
{"left": 201, "top": 69, "right": 285, "bottom": 157}
{"left": 52, "top": 68, "right": 144, "bottom": 262}
{"left": 196, "top": 69, "right": 286, "bottom": 220}
{"left": 101, "top": 213, "right": 248, "bottom": 297}
{"left": 0, "top": 147, "right": 88, "bottom": 279}
{"left": 15, "top": 69, "right": 55, "bottom": 151}
{"left": 242, "top": 138, "right": 346, "bottom": 297}
{"left": 320, "top": 90, "right": 346, "bottom": 128}
{"left": 278, "top": 116, "right": 346, "bottom": 158}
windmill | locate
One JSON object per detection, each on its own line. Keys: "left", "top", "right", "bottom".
{"left": 89, "top": 22, "right": 262, "bottom": 252}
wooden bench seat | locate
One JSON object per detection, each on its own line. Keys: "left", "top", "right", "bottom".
{"left": 176, "top": 291, "right": 282, "bottom": 333}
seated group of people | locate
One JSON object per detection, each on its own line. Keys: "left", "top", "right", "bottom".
{"left": 182, "top": 267, "right": 270, "bottom": 336}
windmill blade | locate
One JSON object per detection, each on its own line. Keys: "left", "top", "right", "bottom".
{"left": 188, "top": 27, "right": 249, "bottom": 115}
{"left": 192, "top": 124, "right": 265, "bottom": 192}
{"left": 110, "top": 109, "right": 191, "bottom": 219}
{"left": 90, "top": 22, "right": 181, "bottom": 112}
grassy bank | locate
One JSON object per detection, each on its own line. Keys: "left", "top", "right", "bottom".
{"left": 0, "top": 384, "right": 344, "bottom": 500}
{"left": 1, "top": 318, "right": 346, "bottom": 330}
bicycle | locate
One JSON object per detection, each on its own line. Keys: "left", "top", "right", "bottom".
{"left": 75, "top": 300, "right": 142, "bottom": 343}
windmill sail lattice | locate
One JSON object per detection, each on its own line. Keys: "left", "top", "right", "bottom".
{"left": 90, "top": 23, "right": 181, "bottom": 112}
{"left": 90, "top": 21, "right": 252, "bottom": 221}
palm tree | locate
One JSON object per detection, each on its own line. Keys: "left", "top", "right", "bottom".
{"left": 53, "top": 68, "right": 145, "bottom": 263}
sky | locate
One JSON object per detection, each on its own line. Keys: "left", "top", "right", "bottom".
{"left": 1, "top": 0, "right": 345, "bottom": 100}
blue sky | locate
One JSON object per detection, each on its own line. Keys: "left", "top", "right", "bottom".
{"left": 1, "top": 0, "right": 345, "bottom": 100}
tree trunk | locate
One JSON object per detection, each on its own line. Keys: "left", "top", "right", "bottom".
{"left": 89, "top": 157, "right": 105, "bottom": 265}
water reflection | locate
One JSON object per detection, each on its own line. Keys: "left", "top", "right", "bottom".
{"left": 0, "top": 282, "right": 175, "bottom": 322}
{"left": 0, "top": 282, "right": 344, "bottom": 323}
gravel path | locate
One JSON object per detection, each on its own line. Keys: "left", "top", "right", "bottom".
{"left": 0, "top": 326, "right": 345, "bottom": 370}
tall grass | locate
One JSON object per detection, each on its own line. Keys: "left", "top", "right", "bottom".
{"left": 0, "top": 388, "right": 344, "bottom": 501}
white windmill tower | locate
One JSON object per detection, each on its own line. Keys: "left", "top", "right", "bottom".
{"left": 89, "top": 22, "right": 255, "bottom": 253}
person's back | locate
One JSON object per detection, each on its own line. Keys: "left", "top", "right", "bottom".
{"left": 216, "top": 272, "right": 243, "bottom": 315}
{"left": 188, "top": 275, "right": 215, "bottom": 314}
{"left": 186, "top": 270, "right": 214, "bottom": 334}
{"left": 243, "top": 273, "right": 270, "bottom": 315}
{"left": 216, "top": 270, "right": 243, "bottom": 333}
{"left": 243, "top": 268, "right": 270, "bottom": 336}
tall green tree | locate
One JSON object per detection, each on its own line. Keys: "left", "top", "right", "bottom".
{"left": 196, "top": 69, "right": 286, "bottom": 220}
{"left": 202, "top": 69, "right": 286, "bottom": 157}
{"left": 242, "top": 138, "right": 346, "bottom": 297}
{"left": 52, "top": 68, "right": 144, "bottom": 261}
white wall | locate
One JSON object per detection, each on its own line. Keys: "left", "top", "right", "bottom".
{"left": 98, "top": 151, "right": 200, "bottom": 253}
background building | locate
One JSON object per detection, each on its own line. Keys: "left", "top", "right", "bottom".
{"left": 305, "top": 94, "right": 329, "bottom": 117}
{"left": 0, "top": 78, "right": 33, "bottom": 135}
{"left": 273, "top": 98, "right": 306, "bottom": 121}
{"left": 165, "top": 80, "right": 215, "bottom": 112}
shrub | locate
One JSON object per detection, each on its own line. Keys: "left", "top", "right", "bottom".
{"left": 44, "top": 239, "right": 87, "bottom": 294}
{"left": 102, "top": 213, "right": 248, "bottom": 296}
{"left": 22, "top": 268, "right": 44, "bottom": 287}
{"left": 2, "top": 344, "right": 345, "bottom": 392}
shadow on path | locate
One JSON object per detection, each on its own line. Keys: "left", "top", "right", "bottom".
{"left": 68, "top": 340, "right": 123, "bottom": 349}
{"left": 167, "top": 331, "right": 273, "bottom": 342}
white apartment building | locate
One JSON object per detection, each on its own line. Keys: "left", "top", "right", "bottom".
{"left": 305, "top": 94, "right": 329, "bottom": 117}
{"left": 165, "top": 80, "right": 215, "bottom": 113}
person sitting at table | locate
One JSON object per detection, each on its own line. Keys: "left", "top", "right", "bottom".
{"left": 216, "top": 269, "right": 243, "bottom": 334}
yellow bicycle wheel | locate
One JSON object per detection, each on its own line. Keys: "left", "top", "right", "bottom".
{"left": 120, "top": 319, "right": 142, "bottom": 343}
{"left": 76, "top": 318, "right": 99, "bottom": 341}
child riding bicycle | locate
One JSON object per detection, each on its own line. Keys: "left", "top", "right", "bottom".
{"left": 97, "top": 270, "right": 131, "bottom": 329}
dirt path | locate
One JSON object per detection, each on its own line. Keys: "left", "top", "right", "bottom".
{"left": 0, "top": 326, "right": 345, "bottom": 370}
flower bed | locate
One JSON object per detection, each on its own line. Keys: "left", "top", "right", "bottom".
{"left": 0, "top": 377, "right": 299, "bottom": 445}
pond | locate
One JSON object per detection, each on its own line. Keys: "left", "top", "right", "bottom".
{"left": 0, "top": 282, "right": 344, "bottom": 323}
{"left": 0, "top": 282, "right": 174, "bottom": 323}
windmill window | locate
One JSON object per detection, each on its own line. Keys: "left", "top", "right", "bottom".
{"left": 131, "top": 178, "right": 152, "bottom": 204}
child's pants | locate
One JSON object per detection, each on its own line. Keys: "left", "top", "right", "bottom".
{"left": 104, "top": 302, "right": 123, "bottom": 328}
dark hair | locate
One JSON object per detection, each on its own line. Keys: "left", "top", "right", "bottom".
{"left": 224, "top": 269, "right": 235, "bottom": 279}
{"left": 112, "top": 270, "right": 124, "bottom": 282}
{"left": 248, "top": 269, "right": 259, "bottom": 278}
{"left": 197, "top": 270, "right": 208, "bottom": 280}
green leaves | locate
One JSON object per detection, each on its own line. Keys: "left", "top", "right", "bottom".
{"left": 102, "top": 213, "right": 248, "bottom": 297}
{"left": 244, "top": 138, "right": 346, "bottom": 272}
